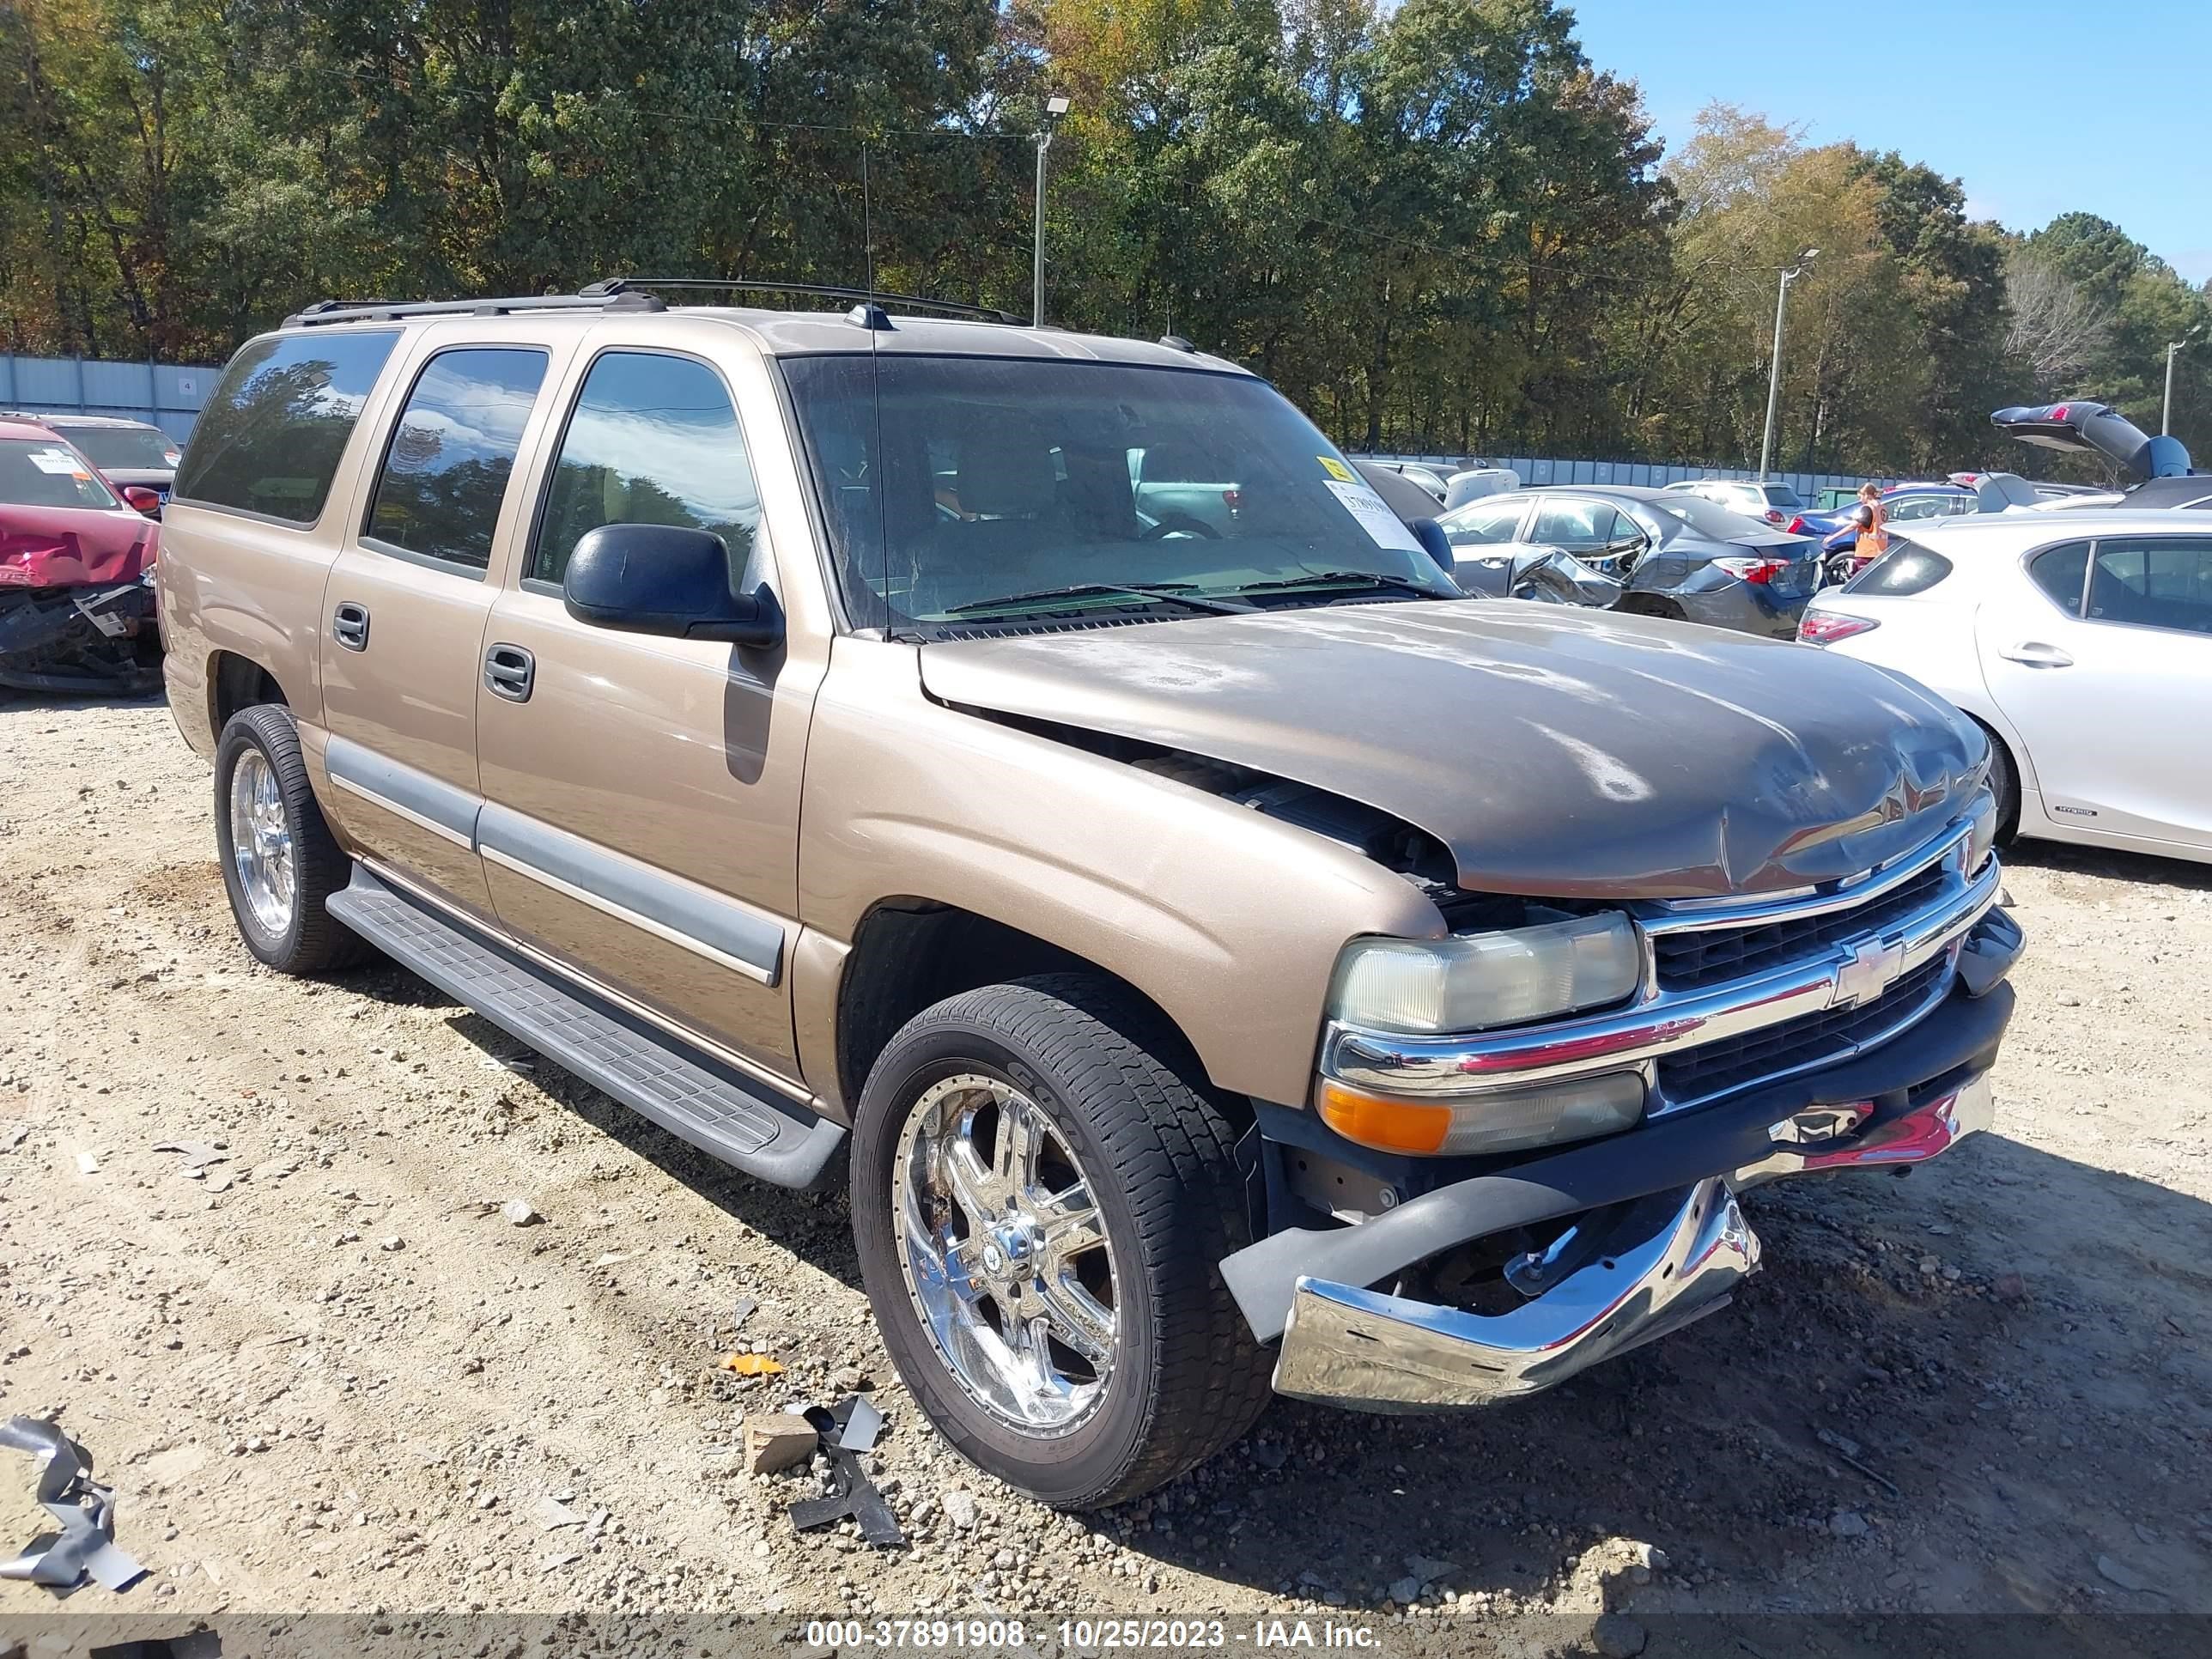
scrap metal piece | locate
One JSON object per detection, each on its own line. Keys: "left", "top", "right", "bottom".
{"left": 0, "top": 1416, "right": 144, "bottom": 1593}
{"left": 152, "top": 1141, "right": 229, "bottom": 1171}
{"left": 836, "top": 1395, "right": 884, "bottom": 1455}
{"left": 787, "top": 1399, "right": 902, "bottom": 1547}
{"left": 91, "top": 1634, "right": 222, "bottom": 1659}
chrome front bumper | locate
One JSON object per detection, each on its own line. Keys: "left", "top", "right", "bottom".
{"left": 1270, "top": 1070, "right": 1993, "bottom": 1411}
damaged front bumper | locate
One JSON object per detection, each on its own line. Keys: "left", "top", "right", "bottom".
{"left": 0, "top": 573, "right": 161, "bottom": 694}
{"left": 1270, "top": 1072, "right": 1991, "bottom": 1409}
{"left": 1226, "top": 908, "right": 2020, "bottom": 1412}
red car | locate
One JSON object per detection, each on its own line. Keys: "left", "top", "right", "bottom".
{"left": 0, "top": 417, "right": 162, "bottom": 692}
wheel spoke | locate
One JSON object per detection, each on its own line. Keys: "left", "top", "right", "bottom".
{"left": 1012, "top": 1312, "right": 1065, "bottom": 1395}
{"left": 942, "top": 1135, "right": 1000, "bottom": 1226}
{"left": 995, "top": 1097, "right": 1045, "bottom": 1192}
{"left": 939, "top": 1229, "right": 987, "bottom": 1303}
{"left": 1036, "top": 1276, "right": 1115, "bottom": 1365}
{"left": 1037, "top": 1182, "right": 1105, "bottom": 1264}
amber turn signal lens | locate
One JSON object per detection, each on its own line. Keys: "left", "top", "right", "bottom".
{"left": 1316, "top": 1080, "right": 1452, "bottom": 1155}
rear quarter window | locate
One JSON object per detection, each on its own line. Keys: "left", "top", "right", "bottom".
{"left": 2027, "top": 541, "right": 2090, "bottom": 614}
{"left": 175, "top": 330, "right": 402, "bottom": 525}
{"left": 1842, "top": 538, "right": 1953, "bottom": 597}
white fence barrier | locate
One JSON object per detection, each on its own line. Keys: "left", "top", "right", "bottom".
{"left": 1364, "top": 452, "right": 1880, "bottom": 499}
{"left": 2, "top": 354, "right": 222, "bottom": 443}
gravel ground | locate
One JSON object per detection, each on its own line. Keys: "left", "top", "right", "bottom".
{"left": 2, "top": 694, "right": 2209, "bottom": 1650}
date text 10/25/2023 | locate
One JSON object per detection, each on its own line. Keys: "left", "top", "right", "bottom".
{"left": 802, "top": 1620, "right": 1382, "bottom": 1650}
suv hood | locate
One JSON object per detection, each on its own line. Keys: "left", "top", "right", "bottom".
{"left": 920, "top": 602, "right": 1984, "bottom": 900}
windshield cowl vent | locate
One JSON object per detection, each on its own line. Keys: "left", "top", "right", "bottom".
{"left": 930, "top": 614, "right": 1162, "bottom": 643}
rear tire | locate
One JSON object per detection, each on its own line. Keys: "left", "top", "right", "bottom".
{"left": 850, "top": 974, "right": 1270, "bottom": 1509}
{"left": 214, "top": 705, "right": 368, "bottom": 975}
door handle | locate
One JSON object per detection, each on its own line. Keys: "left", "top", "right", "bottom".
{"left": 1999, "top": 641, "right": 2074, "bottom": 668}
{"left": 331, "top": 601, "right": 370, "bottom": 652}
{"left": 483, "top": 642, "right": 535, "bottom": 702}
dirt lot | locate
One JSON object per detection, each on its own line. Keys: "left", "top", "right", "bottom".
{"left": 3, "top": 693, "right": 2209, "bottom": 1649}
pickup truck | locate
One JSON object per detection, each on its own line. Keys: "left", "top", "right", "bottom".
{"left": 157, "top": 283, "right": 2022, "bottom": 1509}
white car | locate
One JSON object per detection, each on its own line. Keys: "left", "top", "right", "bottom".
{"left": 1661, "top": 476, "right": 1808, "bottom": 526}
{"left": 1797, "top": 510, "right": 2212, "bottom": 864}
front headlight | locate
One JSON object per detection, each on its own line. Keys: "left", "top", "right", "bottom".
{"left": 1328, "top": 912, "right": 1643, "bottom": 1035}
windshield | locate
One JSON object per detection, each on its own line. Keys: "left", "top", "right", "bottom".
{"left": 64, "top": 424, "right": 180, "bottom": 471}
{"left": 1759, "top": 483, "right": 1806, "bottom": 509}
{"left": 781, "top": 354, "right": 1459, "bottom": 634}
{"left": 0, "top": 438, "right": 124, "bottom": 509}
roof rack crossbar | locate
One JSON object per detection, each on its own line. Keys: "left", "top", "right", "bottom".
{"left": 281, "top": 292, "right": 665, "bottom": 329}
{"left": 583, "top": 276, "right": 1024, "bottom": 325}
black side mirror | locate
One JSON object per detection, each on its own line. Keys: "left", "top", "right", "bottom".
{"left": 562, "top": 523, "right": 783, "bottom": 648}
{"left": 1408, "top": 517, "right": 1456, "bottom": 578}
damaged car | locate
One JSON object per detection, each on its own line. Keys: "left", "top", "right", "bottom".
{"left": 1438, "top": 485, "right": 1822, "bottom": 635}
{"left": 160, "top": 284, "right": 2021, "bottom": 1509}
{"left": 0, "top": 418, "right": 161, "bottom": 694}
{"left": 1, "top": 411, "right": 180, "bottom": 512}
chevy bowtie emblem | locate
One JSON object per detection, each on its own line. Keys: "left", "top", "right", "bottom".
{"left": 1832, "top": 936, "right": 1905, "bottom": 1009}
{"left": 1879, "top": 774, "right": 1949, "bottom": 823}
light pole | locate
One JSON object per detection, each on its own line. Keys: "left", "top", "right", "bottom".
{"left": 1033, "top": 95, "right": 1070, "bottom": 328}
{"left": 2164, "top": 324, "right": 2203, "bottom": 435}
{"left": 1758, "top": 247, "right": 1819, "bottom": 481}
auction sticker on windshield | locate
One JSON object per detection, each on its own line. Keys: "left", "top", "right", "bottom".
{"left": 1323, "top": 477, "right": 1423, "bottom": 552}
{"left": 30, "top": 448, "right": 90, "bottom": 477}
{"left": 1317, "top": 455, "right": 1356, "bottom": 483}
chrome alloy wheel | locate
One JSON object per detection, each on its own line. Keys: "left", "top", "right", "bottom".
{"left": 227, "top": 749, "right": 296, "bottom": 936}
{"left": 892, "top": 1073, "right": 1119, "bottom": 1435}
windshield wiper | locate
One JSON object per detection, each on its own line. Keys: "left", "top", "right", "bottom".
{"left": 1231, "top": 570, "right": 1454, "bottom": 599}
{"left": 943, "top": 582, "right": 1254, "bottom": 618}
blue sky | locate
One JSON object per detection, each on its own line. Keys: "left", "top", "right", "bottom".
{"left": 1563, "top": 0, "right": 2212, "bottom": 283}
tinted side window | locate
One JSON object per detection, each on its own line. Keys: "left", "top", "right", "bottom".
{"left": 1529, "top": 498, "right": 1614, "bottom": 551}
{"left": 2027, "top": 541, "right": 2089, "bottom": 614}
{"left": 364, "top": 348, "right": 548, "bottom": 572}
{"left": 1843, "top": 538, "right": 1954, "bottom": 597}
{"left": 2086, "top": 538, "right": 2212, "bottom": 634}
{"left": 532, "top": 352, "right": 758, "bottom": 586}
{"left": 1441, "top": 497, "right": 1525, "bottom": 545}
{"left": 175, "top": 331, "right": 401, "bottom": 523}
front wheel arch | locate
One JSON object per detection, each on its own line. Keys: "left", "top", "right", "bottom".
{"left": 1967, "top": 715, "right": 2023, "bottom": 843}
{"left": 833, "top": 900, "right": 1224, "bottom": 1126}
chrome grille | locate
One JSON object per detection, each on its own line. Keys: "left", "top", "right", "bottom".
{"left": 1656, "top": 955, "right": 1949, "bottom": 1104}
{"left": 1652, "top": 861, "right": 1951, "bottom": 991}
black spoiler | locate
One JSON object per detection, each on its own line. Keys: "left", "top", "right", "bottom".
{"left": 1990, "top": 401, "right": 2192, "bottom": 482}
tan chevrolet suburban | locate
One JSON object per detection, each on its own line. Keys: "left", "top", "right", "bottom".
{"left": 159, "top": 281, "right": 2024, "bottom": 1509}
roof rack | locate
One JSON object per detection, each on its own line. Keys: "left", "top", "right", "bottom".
{"left": 281, "top": 291, "right": 666, "bottom": 329}
{"left": 582, "top": 276, "right": 1025, "bottom": 325}
{"left": 281, "top": 277, "right": 1024, "bottom": 333}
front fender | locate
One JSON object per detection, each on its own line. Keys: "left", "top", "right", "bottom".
{"left": 797, "top": 638, "right": 1445, "bottom": 1109}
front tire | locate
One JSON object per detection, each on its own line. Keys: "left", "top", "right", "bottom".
{"left": 214, "top": 705, "right": 367, "bottom": 975}
{"left": 850, "top": 975, "right": 1270, "bottom": 1508}
{"left": 1973, "top": 719, "right": 2022, "bottom": 845}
